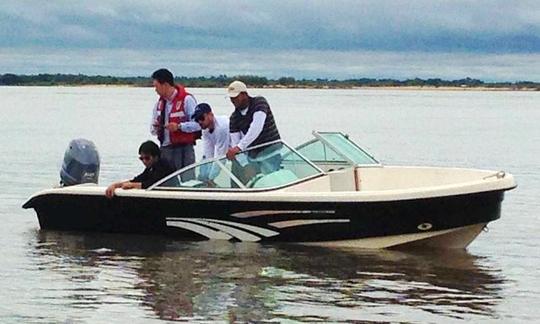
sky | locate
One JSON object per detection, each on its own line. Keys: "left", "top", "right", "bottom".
{"left": 0, "top": 1, "right": 539, "bottom": 81}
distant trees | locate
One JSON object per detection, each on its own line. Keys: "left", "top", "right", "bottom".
{"left": 278, "top": 77, "right": 296, "bottom": 86}
{"left": 0, "top": 73, "right": 20, "bottom": 85}
{"left": 0, "top": 73, "right": 538, "bottom": 90}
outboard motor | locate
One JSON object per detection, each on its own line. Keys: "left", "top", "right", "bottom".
{"left": 60, "top": 139, "right": 100, "bottom": 186}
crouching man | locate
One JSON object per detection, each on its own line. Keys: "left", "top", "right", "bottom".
{"left": 192, "top": 103, "right": 230, "bottom": 187}
{"left": 105, "top": 141, "right": 173, "bottom": 198}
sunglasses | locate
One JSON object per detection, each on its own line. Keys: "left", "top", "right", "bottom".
{"left": 139, "top": 155, "right": 152, "bottom": 161}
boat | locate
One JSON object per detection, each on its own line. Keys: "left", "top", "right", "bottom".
{"left": 23, "top": 131, "right": 516, "bottom": 249}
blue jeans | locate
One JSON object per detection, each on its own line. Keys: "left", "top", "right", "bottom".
{"left": 161, "top": 145, "right": 195, "bottom": 181}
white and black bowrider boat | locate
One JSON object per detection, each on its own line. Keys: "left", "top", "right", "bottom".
{"left": 23, "top": 132, "right": 516, "bottom": 249}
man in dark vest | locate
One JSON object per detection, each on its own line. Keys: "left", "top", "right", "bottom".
{"left": 226, "top": 80, "right": 282, "bottom": 176}
{"left": 150, "top": 69, "right": 200, "bottom": 179}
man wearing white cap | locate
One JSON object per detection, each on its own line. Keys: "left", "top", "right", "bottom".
{"left": 224, "top": 80, "right": 282, "bottom": 183}
{"left": 225, "top": 80, "right": 281, "bottom": 165}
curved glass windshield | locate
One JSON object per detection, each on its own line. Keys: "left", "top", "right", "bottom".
{"left": 152, "top": 142, "right": 323, "bottom": 190}
{"left": 296, "top": 132, "right": 378, "bottom": 169}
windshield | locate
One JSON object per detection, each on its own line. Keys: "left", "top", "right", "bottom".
{"left": 295, "top": 132, "right": 379, "bottom": 170}
{"left": 152, "top": 141, "right": 323, "bottom": 190}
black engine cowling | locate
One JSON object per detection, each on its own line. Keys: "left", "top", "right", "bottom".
{"left": 60, "top": 139, "right": 100, "bottom": 186}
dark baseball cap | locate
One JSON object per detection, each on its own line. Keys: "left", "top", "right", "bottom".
{"left": 192, "top": 103, "right": 212, "bottom": 121}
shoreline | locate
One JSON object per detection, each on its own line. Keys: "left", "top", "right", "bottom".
{"left": 2, "top": 73, "right": 537, "bottom": 91}
{"left": 263, "top": 85, "right": 539, "bottom": 91}
{"left": 349, "top": 85, "right": 539, "bottom": 91}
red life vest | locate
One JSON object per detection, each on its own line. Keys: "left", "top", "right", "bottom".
{"left": 157, "top": 85, "right": 200, "bottom": 146}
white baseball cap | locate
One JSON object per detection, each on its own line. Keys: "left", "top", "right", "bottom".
{"left": 227, "top": 80, "right": 248, "bottom": 98}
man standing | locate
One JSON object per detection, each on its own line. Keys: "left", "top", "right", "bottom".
{"left": 150, "top": 69, "right": 200, "bottom": 177}
{"left": 225, "top": 80, "right": 281, "bottom": 164}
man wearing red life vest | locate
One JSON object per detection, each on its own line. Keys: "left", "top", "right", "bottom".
{"left": 150, "top": 69, "right": 201, "bottom": 179}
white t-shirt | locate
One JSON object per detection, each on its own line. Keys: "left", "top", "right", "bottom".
{"left": 202, "top": 115, "right": 230, "bottom": 159}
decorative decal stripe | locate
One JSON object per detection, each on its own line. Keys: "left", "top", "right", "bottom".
{"left": 230, "top": 210, "right": 336, "bottom": 218}
{"left": 204, "top": 219, "right": 279, "bottom": 237}
{"left": 167, "top": 218, "right": 279, "bottom": 238}
{"left": 186, "top": 219, "right": 261, "bottom": 242}
{"left": 166, "top": 221, "right": 232, "bottom": 240}
{"left": 269, "top": 219, "right": 350, "bottom": 229}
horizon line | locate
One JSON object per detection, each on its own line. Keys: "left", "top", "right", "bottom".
{"left": 1, "top": 73, "right": 538, "bottom": 84}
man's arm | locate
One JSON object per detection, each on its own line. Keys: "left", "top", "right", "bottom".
{"left": 105, "top": 181, "right": 142, "bottom": 198}
{"left": 150, "top": 102, "right": 160, "bottom": 135}
{"left": 236, "top": 111, "right": 266, "bottom": 151}
{"left": 179, "top": 95, "right": 202, "bottom": 133}
{"left": 230, "top": 131, "right": 242, "bottom": 147}
{"left": 227, "top": 131, "right": 243, "bottom": 160}
{"left": 165, "top": 96, "right": 201, "bottom": 133}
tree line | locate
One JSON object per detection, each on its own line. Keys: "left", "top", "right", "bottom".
{"left": 0, "top": 73, "right": 538, "bottom": 90}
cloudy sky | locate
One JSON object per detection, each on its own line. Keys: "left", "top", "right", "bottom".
{"left": 1, "top": 1, "right": 539, "bottom": 81}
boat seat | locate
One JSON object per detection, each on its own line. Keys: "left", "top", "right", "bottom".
{"left": 251, "top": 169, "right": 298, "bottom": 188}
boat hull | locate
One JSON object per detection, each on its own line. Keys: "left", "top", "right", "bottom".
{"left": 24, "top": 189, "right": 505, "bottom": 248}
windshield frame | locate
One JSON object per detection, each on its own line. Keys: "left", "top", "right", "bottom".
{"left": 299, "top": 131, "right": 381, "bottom": 167}
{"left": 148, "top": 139, "right": 325, "bottom": 192}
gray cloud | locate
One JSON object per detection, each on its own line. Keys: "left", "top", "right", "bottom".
{"left": 1, "top": 1, "right": 539, "bottom": 52}
{"left": 0, "top": 1, "right": 538, "bottom": 80}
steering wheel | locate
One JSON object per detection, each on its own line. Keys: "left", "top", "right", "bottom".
{"left": 246, "top": 173, "right": 265, "bottom": 188}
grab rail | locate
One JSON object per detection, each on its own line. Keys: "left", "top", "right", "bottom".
{"left": 483, "top": 171, "right": 506, "bottom": 180}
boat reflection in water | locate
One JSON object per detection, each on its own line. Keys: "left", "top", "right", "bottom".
{"left": 29, "top": 231, "right": 506, "bottom": 322}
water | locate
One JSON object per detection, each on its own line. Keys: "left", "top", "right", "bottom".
{"left": 1, "top": 86, "right": 539, "bottom": 322}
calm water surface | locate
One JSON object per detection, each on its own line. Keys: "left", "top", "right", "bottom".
{"left": 0, "top": 86, "right": 539, "bottom": 322}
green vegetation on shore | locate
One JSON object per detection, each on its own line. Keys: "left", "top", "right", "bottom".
{"left": 0, "top": 73, "right": 538, "bottom": 90}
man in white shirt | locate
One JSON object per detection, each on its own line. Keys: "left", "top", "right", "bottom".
{"left": 192, "top": 103, "right": 230, "bottom": 160}
{"left": 192, "top": 103, "right": 230, "bottom": 184}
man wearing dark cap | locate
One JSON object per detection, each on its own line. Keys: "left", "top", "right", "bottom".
{"left": 150, "top": 68, "right": 201, "bottom": 177}
{"left": 192, "top": 103, "right": 231, "bottom": 185}
{"left": 192, "top": 103, "right": 230, "bottom": 161}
